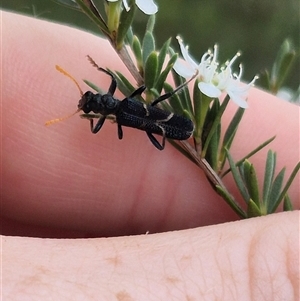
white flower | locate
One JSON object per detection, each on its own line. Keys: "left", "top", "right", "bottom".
{"left": 218, "top": 64, "right": 258, "bottom": 108}
{"left": 173, "top": 36, "right": 257, "bottom": 108}
{"left": 107, "top": 0, "right": 158, "bottom": 15}
{"left": 277, "top": 88, "right": 300, "bottom": 104}
{"left": 173, "top": 36, "right": 200, "bottom": 78}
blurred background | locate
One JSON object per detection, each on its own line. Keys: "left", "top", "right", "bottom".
{"left": 1, "top": 0, "right": 299, "bottom": 94}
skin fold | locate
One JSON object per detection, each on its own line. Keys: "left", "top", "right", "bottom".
{"left": 1, "top": 11, "right": 299, "bottom": 300}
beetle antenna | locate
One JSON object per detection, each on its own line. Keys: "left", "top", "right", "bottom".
{"left": 87, "top": 55, "right": 100, "bottom": 69}
{"left": 55, "top": 65, "right": 83, "bottom": 96}
{"left": 45, "top": 65, "right": 83, "bottom": 126}
{"left": 45, "top": 108, "right": 81, "bottom": 126}
{"left": 172, "top": 69, "right": 199, "bottom": 94}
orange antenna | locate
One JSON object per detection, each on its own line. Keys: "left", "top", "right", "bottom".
{"left": 45, "top": 108, "right": 81, "bottom": 126}
{"left": 55, "top": 65, "right": 83, "bottom": 96}
{"left": 45, "top": 65, "right": 83, "bottom": 126}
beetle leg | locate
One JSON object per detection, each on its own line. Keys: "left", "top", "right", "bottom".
{"left": 151, "top": 72, "right": 198, "bottom": 106}
{"left": 118, "top": 124, "right": 123, "bottom": 139}
{"left": 90, "top": 116, "right": 106, "bottom": 133}
{"left": 99, "top": 68, "right": 117, "bottom": 96}
{"left": 87, "top": 55, "right": 117, "bottom": 95}
{"left": 107, "top": 74, "right": 117, "bottom": 96}
{"left": 129, "top": 85, "right": 146, "bottom": 98}
{"left": 146, "top": 128, "right": 166, "bottom": 151}
{"left": 151, "top": 92, "right": 172, "bottom": 107}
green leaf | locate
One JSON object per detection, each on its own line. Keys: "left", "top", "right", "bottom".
{"left": 226, "top": 150, "right": 250, "bottom": 203}
{"left": 238, "top": 163, "right": 245, "bottom": 183}
{"left": 117, "top": 3, "right": 136, "bottom": 49}
{"left": 223, "top": 107, "right": 245, "bottom": 148}
{"left": 155, "top": 53, "right": 178, "bottom": 94}
{"left": 202, "top": 95, "right": 230, "bottom": 158}
{"left": 171, "top": 69, "right": 193, "bottom": 114}
{"left": 290, "top": 85, "right": 300, "bottom": 103}
{"left": 283, "top": 195, "right": 293, "bottom": 211}
{"left": 74, "top": 0, "right": 109, "bottom": 36}
{"left": 262, "top": 150, "right": 276, "bottom": 205}
{"left": 270, "top": 39, "right": 298, "bottom": 93}
{"left": 247, "top": 199, "right": 262, "bottom": 217}
{"left": 142, "top": 31, "right": 155, "bottom": 65}
{"left": 80, "top": 113, "right": 101, "bottom": 119}
{"left": 243, "top": 160, "right": 260, "bottom": 207}
{"left": 271, "top": 162, "right": 300, "bottom": 212}
{"left": 132, "top": 35, "right": 143, "bottom": 71}
{"left": 146, "top": 14, "right": 156, "bottom": 33}
{"left": 202, "top": 99, "right": 220, "bottom": 170}
{"left": 202, "top": 98, "right": 219, "bottom": 142}
{"left": 162, "top": 83, "right": 183, "bottom": 114}
{"left": 53, "top": 0, "right": 80, "bottom": 10}
{"left": 182, "top": 109, "right": 194, "bottom": 121}
{"left": 83, "top": 79, "right": 104, "bottom": 93}
{"left": 125, "top": 26, "right": 134, "bottom": 45}
{"left": 258, "top": 69, "right": 271, "bottom": 91}
{"left": 113, "top": 70, "right": 136, "bottom": 97}
{"left": 219, "top": 107, "right": 245, "bottom": 169}
{"left": 192, "top": 79, "right": 204, "bottom": 141}
{"left": 221, "top": 136, "right": 276, "bottom": 178}
{"left": 205, "top": 122, "right": 220, "bottom": 171}
{"left": 144, "top": 51, "right": 158, "bottom": 89}
{"left": 267, "top": 167, "right": 285, "bottom": 213}
{"left": 157, "top": 38, "right": 171, "bottom": 76}
{"left": 215, "top": 185, "right": 246, "bottom": 218}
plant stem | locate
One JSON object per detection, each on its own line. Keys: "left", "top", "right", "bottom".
{"left": 180, "top": 141, "right": 225, "bottom": 189}
{"left": 116, "top": 46, "right": 144, "bottom": 85}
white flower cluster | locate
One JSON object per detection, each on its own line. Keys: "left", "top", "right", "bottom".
{"left": 107, "top": 0, "right": 158, "bottom": 15}
{"left": 173, "top": 36, "right": 258, "bottom": 108}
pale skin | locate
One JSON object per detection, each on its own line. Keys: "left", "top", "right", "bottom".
{"left": 1, "top": 11, "right": 299, "bottom": 300}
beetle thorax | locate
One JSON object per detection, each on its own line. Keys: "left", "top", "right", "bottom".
{"left": 78, "top": 91, "right": 119, "bottom": 115}
{"left": 97, "top": 94, "right": 119, "bottom": 115}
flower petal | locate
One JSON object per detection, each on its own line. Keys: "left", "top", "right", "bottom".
{"left": 198, "top": 82, "right": 222, "bottom": 98}
{"left": 227, "top": 91, "right": 248, "bottom": 108}
{"left": 136, "top": 0, "right": 158, "bottom": 14}
{"left": 176, "top": 36, "right": 198, "bottom": 69}
{"left": 122, "top": 0, "right": 130, "bottom": 11}
{"left": 173, "top": 59, "right": 197, "bottom": 78}
{"left": 226, "top": 81, "right": 250, "bottom": 108}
